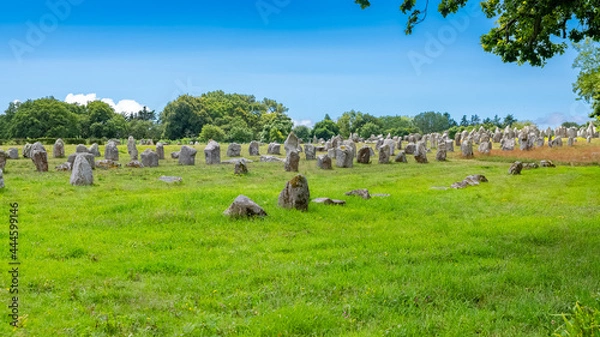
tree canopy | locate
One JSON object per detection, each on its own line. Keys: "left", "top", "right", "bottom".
{"left": 354, "top": 0, "right": 600, "bottom": 66}
{"left": 572, "top": 38, "right": 600, "bottom": 119}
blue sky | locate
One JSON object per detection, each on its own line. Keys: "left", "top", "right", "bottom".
{"left": 0, "top": 0, "right": 592, "bottom": 127}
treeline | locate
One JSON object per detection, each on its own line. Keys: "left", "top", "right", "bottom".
{"left": 0, "top": 91, "right": 528, "bottom": 143}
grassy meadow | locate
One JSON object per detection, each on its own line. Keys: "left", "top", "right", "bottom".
{"left": 1, "top": 141, "right": 599, "bottom": 336}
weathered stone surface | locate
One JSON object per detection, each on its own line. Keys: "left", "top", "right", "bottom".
{"left": 23, "top": 143, "right": 32, "bottom": 158}
{"left": 395, "top": 151, "right": 408, "bottom": 163}
{"left": 204, "top": 141, "right": 220, "bottom": 164}
{"left": 316, "top": 154, "right": 332, "bottom": 169}
{"left": 224, "top": 195, "right": 267, "bottom": 217}
{"left": 304, "top": 144, "right": 316, "bottom": 160}
{"left": 227, "top": 143, "right": 242, "bottom": 157}
{"left": 96, "top": 159, "right": 121, "bottom": 169}
{"left": 567, "top": 137, "right": 575, "bottom": 147}
{"left": 70, "top": 155, "right": 93, "bottom": 186}
{"left": 523, "top": 162, "right": 539, "bottom": 169}
{"left": 179, "top": 145, "right": 198, "bottom": 165}
{"left": 7, "top": 148, "right": 18, "bottom": 159}
{"left": 414, "top": 141, "right": 428, "bottom": 164}
{"left": 68, "top": 153, "right": 96, "bottom": 169}
{"left": 0, "top": 150, "right": 6, "bottom": 170}
{"left": 76, "top": 144, "right": 89, "bottom": 153}
{"left": 345, "top": 189, "right": 371, "bottom": 199}
{"left": 451, "top": 174, "right": 488, "bottom": 189}
{"left": 357, "top": 146, "right": 371, "bottom": 164}
{"left": 534, "top": 137, "right": 544, "bottom": 148}
{"left": 222, "top": 158, "right": 254, "bottom": 164}
{"left": 171, "top": 151, "right": 180, "bottom": 159}
{"left": 461, "top": 139, "right": 474, "bottom": 158}
{"left": 267, "top": 143, "right": 281, "bottom": 155}
{"left": 260, "top": 155, "right": 284, "bottom": 162}
{"left": 284, "top": 151, "right": 300, "bottom": 172}
{"left": 31, "top": 149, "right": 49, "bottom": 172}
{"left": 141, "top": 149, "right": 159, "bottom": 167}
{"left": 436, "top": 149, "right": 446, "bottom": 161}
{"left": 89, "top": 143, "right": 101, "bottom": 157}
{"left": 478, "top": 141, "right": 492, "bottom": 154}
{"left": 249, "top": 141, "right": 260, "bottom": 156}
{"left": 312, "top": 198, "right": 346, "bottom": 205}
{"left": 159, "top": 176, "right": 182, "bottom": 183}
{"left": 126, "top": 160, "right": 144, "bottom": 168}
{"left": 404, "top": 142, "right": 416, "bottom": 155}
{"left": 445, "top": 140, "right": 454, "bottom": 152}
{"left": 55, "top": 162, "right": 71, "bottom": 171}
{"left": 383, "top": 138, "right": 396, "bottom": 156}
{"left": 335, "top": 145, "right": 354, "bottom": 168}
{"left": 53, "top": 139, "right": 65, "bottom": 158}
{"left": 127, "top": 136, "right": 138, "bottom": 160}
{"left": 105, "top": 141, "right": 119, "bottom": 161}
{"left": 378, "top": 144, "right": 390, "bottom": 164}
{"left": 508, "top": 161, "right": 523, "bottom": 175}
{"left": 234, "top": 160, "right": 248, "bottom": 175}
{"left": 278, "top": 175, "right": 310, "bottom": 211}
{"left": 549, "top": 137, "right": 563, "bottom": 147}
{"left": 540, "top": 160, "right": 555, "bottom": 168}
{"left": 0, "top": 169, "right": 4, "bottom": 188}
{"left": 156, "top": 142, "right": 165, "bottom": 160}
{"left": 284, "top": 132, "right": 301, "bottom": 156}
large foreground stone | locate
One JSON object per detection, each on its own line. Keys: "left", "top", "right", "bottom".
{"left": 335, "top": 146, "right": 354, "bottom": 168}
{"left": 227, "top": 143, "right": 242, "bottom": 157}
{"left": 284, "top": 151, "right": 300, "bottom": 172}
{"left": 278, "top": 174, "right": 310, "bottom": 211}
{"left": 508, "top": 161, "right": 523, "bottom": 175}
{"left": 68, "top": 153, "right": 96, "bottom": 169}
{"left": 224, "top": 195, "right": 267, "bottom": 217}
{"left": 141, "top": 149, "right": 159, "bottom": 167}
{"left": 31, "top": 149, "right": 49, "bottom": 172}
{"left": 249, "top": 141, "right": 260, "bottom": 156}
{"left": 105, "top": 141, "right": 119, "bottom": 161}
{"left": 70, "top": 155, "right": 93, "bottom": 186}
{"left": 317, "top": 154, "right": 332, "bottom": 169}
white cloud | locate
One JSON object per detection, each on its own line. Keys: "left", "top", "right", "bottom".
{"left": 293, "top": 119, "right": 313, "bottom": 128}
{"left": 12, "top": 99, "right": 20, "bottom": 104}
{"left": 65, "top": 93, "right": 148, "bottom": 115}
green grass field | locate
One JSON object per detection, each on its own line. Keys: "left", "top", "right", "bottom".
{"left": 1, "top": 143, "right": 599, "bottom": 336}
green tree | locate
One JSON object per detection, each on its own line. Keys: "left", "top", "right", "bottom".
{"left": 561, "top": 121, "right": 581, "bottom": 128}
{"left": 413, "top": 111, "right": 454, "bottom": 134}
{"left": 160, "top": 95, "right": 207, "bottom": 140}
{"left": 470, "top": 114, "right": 481, "bottom": 126}
{"left": 355, "top": 0, "right": 600, "bottom": 66}
{"left": 8, "top": 97, "right": 79, "bottom": 138}
{"left": 292, "top": 125, "right": 312, "bottom": 142}
{"left": 199, "top": 124, "right": 226, "bottom": 142}
{"left": 572, "top": 38, "right": 600, "bottom": 119}
{"left": 459, "top": 115, "right": 469, "bottom": 127}
{"left": 358, "top": 121, "right": 382, "bottom": 139}
{"left": 260, "top": 112, "right": 293, "bottom": 143}
{"left": 502, "top": 114, "right": 518, "bottom": 127}
{"left": 312, "top": 117, "right": 340, "bottom": 140}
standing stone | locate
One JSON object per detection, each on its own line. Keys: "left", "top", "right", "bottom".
{"left": 567, "top": 137, "right": 575, "bottom": 147}
{"left": 478, "top": 140, "right": 492, "bottom": 154}
{"left": 445, "top": 140, "right": 455, "bottom": 152}
{"left": 501, "top": 138, "right": 515, "bottom": 151}
{"left": 76, "top": 144, "right": 89, "bottom": 153}
{"left": 227, "top": 143, "right": 242, "bottom": 157}
{"left": 70, "top": 154, "right": 94, "bottom": 186}
{"left": 508, "top": 161, "right": 523, "bottom": 175}
{"left": 378, "top": 144, "right": 390, "bottom": 164}
{"left": 461, "top": 139, "right": 474, "bottom": 158}
{"left": 267, "top": 143, "right": 281, "bottom": 155}
{"left": 234, "top": 160, "right": 248, "bottom": 175}
{"left": 105, "top": 141, "right": 119, "bottom": 161}
{"left": 171, "top": 151, "right": 180, "bottom": 159}
{"left": 0, "top": 169, "right": 4, "bottom": 188}
{"left": 284, "top": 132, "right": 301, "bottom": 156}
{"left": 126, "top": 160, "right": 144, "bottom": 168}
{"left": 141, "top": 149, "right": 159, "bottom": 167}
{"left": 278, "top": 174, "right": 310, "bottom": 211}
{"left": 357, "top": 146, "right": 371, "bottom": 164}
{"left": 404, "top": 142, "right": 416, "bottom": 155}
{"left": 204, "top": 140, "right": 221, "bottom": 164}
{"left": 23, "top": 143, "right": 32, "bottom": 158}
{"left": 435, "top": 141, "right": 446, "bottom": 161}
{"left": 304, "top": 144, "right": 315, "bottom": 160}
{"left": 414, "top": 141, "right": 428, "bottom": 164}
{"left": 383, "top": 139, "right": 396, "bottom": 156}
{"left": 249, "top": 141, "right": 260, "bottom": 156}
{"left": 7, "top": 148, "right": 18, "bottom": 159}
{"left": 53, "top": 139, "right": 65, "bottom": 158}
{"left": 284, "top": 151, "right": 300, "bottom": 172}
{"left": 156, "top": 142, "right": 165, "bottom": 160}
{"left": 0, "top": 150, "right": 6, "bottom": 170}
{"left": 335, "top": 146, "right": 354, "bottom": 168}
{"left": 127, "top": 136, "right": 138, "bottom": 161}
{"left": 31, "top": 144, "right": 49, "bottom": 172}
{"left": 68, "top": 153, "right": 96, "bottom": 169}
{"left": 179, "top": 146, "right": 197, "bottom": 165}
{"left": 89, "top": 143, "right": 101, "bottom": 157}
{"left": 395, "top": 151, "right": 408, "bottom": 163}
{"left": 317, "top": 154, "right": 332, "bottom": 169}
{"left": 540, "top": 160, "right": 556, "bottom": 168}
{"left": 223, "top": 195, "right": 266, "bottom": 217}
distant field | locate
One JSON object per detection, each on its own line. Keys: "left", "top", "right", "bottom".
{"left": 1, "top": 142, "right": 599, "bottom": 336}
